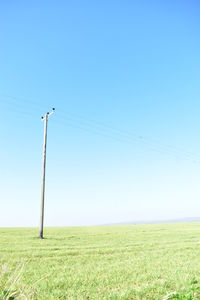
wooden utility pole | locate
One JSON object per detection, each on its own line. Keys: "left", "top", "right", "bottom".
{"left": 39, "top": 108, "right": 55, "bottom": 239}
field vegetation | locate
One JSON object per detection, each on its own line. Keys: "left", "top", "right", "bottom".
{"left": 1, "top": 223, "right": 200, "bottom": 299}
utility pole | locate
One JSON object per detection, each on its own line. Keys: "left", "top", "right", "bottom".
{"left": 39, "top": 108, "right": 55, "bottom": 239}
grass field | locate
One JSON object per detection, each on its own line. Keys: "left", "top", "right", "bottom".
{"left": 1, "top": 223, "right": 200, "bottom": 299}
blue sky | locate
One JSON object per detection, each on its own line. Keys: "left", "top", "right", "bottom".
{"left": 0, "top": 1, "right": 200, "bottom": 226}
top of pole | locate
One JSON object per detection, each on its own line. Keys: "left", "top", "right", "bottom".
{"left": 41, "top": 108, "right": 55, "bottom": 120}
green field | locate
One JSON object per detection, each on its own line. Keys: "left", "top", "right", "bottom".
{"left": 1, "top": 223, "right": 200, "bottom": 299}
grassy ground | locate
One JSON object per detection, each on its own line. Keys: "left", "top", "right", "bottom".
{"left": 1, "top": 223, "right": 200, "bottom": 299}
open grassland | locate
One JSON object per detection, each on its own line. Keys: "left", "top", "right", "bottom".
{"left": 1, "top": 223, "right": 200, "bottom": 299}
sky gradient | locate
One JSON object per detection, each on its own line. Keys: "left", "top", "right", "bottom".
{"left": 0, "top": 1, "right": 200, "bottom": 226}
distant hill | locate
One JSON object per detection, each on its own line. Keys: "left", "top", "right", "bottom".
{"left": 106, "top": 217, "right": 200, "bottom": 226}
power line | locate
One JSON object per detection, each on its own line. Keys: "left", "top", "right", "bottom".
{"left": 56, "top": 108, "right": 198, "bottom": 159}
{"left": 55, "top": 109, "right": 200, "bottom": 162}
{"left": 0, "top": 93, "right": 47, "bottom": 111}
{"left": 53, "top": 116, "right": 200, "bottom": 164}
{"left": 1, "top": 92, "right": 199, "bottom": 163}
{"left": 0, "top": 102, "right": 37, "bottom": 118}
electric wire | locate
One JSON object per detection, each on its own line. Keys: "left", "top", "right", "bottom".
{"left": 53, "top": 116, "right": 200, "bottom": 163}
{"left": 0, "top": 92, "right": 200, "bottom": 163}
{"left": 56, "top": 107, "right": 198, "bottom": 161}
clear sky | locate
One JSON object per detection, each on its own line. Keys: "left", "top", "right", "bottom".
{"left": 0, "top": 0, "right": 200, "bottom": 227}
